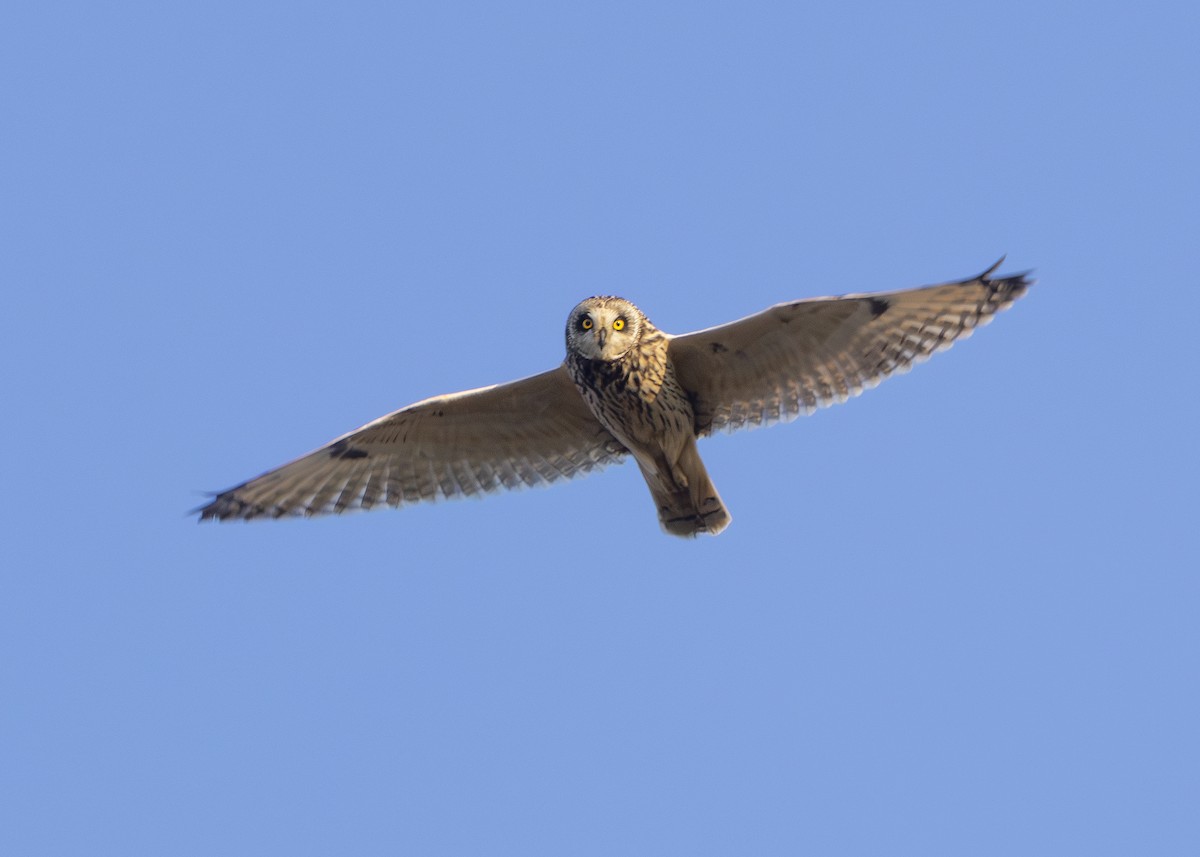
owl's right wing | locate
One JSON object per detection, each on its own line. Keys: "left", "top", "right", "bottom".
{"left": 669, "top": 261, "right": 1032, "bottom": 436}
{"left": 196, "top": 365, "right": 626, "bottom": 521}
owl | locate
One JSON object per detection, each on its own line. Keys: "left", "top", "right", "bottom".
{"left": 196, "top": 260, "right": 1032, "bottom": 536}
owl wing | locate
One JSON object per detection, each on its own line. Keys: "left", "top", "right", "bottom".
{"left": 196, "top": 365, "right": 626, "bottom": 521}
{"left": 669, "top": 260, "right": 1032, "bottom": 436}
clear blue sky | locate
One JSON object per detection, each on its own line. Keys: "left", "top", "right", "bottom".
{"left": 3, "top": 1, "right": 1197, "bottom": 854}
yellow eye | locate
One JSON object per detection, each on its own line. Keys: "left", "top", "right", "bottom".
{"left": 613, "top": 318, "right": 625, "bottom": 331}
{"left": 581, "top": 317, "right": 593, "bottom": 330}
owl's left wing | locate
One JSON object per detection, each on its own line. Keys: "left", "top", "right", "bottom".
{"left": 669, "top": 261, "right": 1032, "bottom": 436}
{"left": 196, "top": 365, "right": 626, "bottom": 521}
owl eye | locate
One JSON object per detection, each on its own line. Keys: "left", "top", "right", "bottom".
{"left": 580, "top": 317, "right": 593, "bottom": 330}
{"left": 613, "top": 318, "right": 626, "bottom": 331}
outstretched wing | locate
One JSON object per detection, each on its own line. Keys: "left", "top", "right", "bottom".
{"left": 197, "top": 365, "right": 626, "bottom": 521}
{"left": 669, "top": 260, "right": 1032, "bottom": 436}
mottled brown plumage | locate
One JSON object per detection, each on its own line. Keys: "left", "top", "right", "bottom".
{"left": 196, "top": 260, "right": 1032, "bottom": 536}
{"left": 564, "top": 296, "right": 729, "bottom": 535}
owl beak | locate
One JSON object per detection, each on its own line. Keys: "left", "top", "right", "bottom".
{"left": 595, "top": 328, "right": 608, "bottom": 349}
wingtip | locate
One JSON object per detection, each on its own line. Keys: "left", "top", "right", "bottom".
{"left": 190, "top": 492, "right": 217, "bottom": 522}
{"left": 977, "top": 256, "right": 1036, "bottom": 291}
{"left": 191, "top": 490, "right": 244, "bottom": 522}
{"left": 980, "top": 255, "right": 1006, "bottom": 280}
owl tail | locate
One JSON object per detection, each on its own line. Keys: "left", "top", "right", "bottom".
{"left": 640, "top": 437, "right": 731, "bottom": 537}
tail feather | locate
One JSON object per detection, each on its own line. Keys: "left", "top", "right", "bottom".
{"left": 639, "top": 439, "right": 731, "bottom": 537}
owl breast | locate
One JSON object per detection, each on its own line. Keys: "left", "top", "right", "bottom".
{"left": 566, "top": 329, "right": 695, "bottom": 453}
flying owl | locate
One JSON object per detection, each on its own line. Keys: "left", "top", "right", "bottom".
{"left": 196, "top": 260, "right": 1031, "bottom": 535}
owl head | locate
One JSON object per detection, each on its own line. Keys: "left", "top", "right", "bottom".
{"left": 565, "top": 296, "right": 645, "bottom": 362}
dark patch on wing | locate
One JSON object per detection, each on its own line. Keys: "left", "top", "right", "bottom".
{"left": 867, "top": 297, "right": 890, "bottom": 317}
{"left": 709, "top": 341, "right": 728, "bottom": 354}
{"left": 195, "top": 492, "right": 264, "bottom": 522}
{"left": 328, "top": 440, "right": 369, "bottom": 460}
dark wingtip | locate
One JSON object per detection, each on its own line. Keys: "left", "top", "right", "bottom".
{"left": 975, "top": 257, "right": 1036, "bottom": 292}
{"left": 191, "top": 488, "right": 251, "bottom": 522}
{"left": 977, "top": 255, "right": 1009, "bottom": 281}
{"left": 191, "top": 494, "right": 222, "bottom": 522}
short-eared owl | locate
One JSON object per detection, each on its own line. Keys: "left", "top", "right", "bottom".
{"left": 197, "top": 260, "right": 1031, "bottom": 536}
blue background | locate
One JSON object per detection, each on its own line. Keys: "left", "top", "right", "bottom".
{"left": 3, "top": 1, "right": 1197, "bottom": 854}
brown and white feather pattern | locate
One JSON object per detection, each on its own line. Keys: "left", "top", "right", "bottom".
{"left": 197, "top": 366, "right": 625, "bottom": 521}
{"left": 566, "top": 324, "right": 692, "bottom": 450}
{"left": 669, "top": 260, "right": 1031, "bottom": 435}
{"left": 197, "top": 260, "right": 1032, "bottom": 533}
{"left": 563, "top": 297, "right": 730, "bottom": 536}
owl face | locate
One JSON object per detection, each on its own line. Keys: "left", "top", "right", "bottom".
{"left": 566, "top": 297, "right": 644, "bottom": 362}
